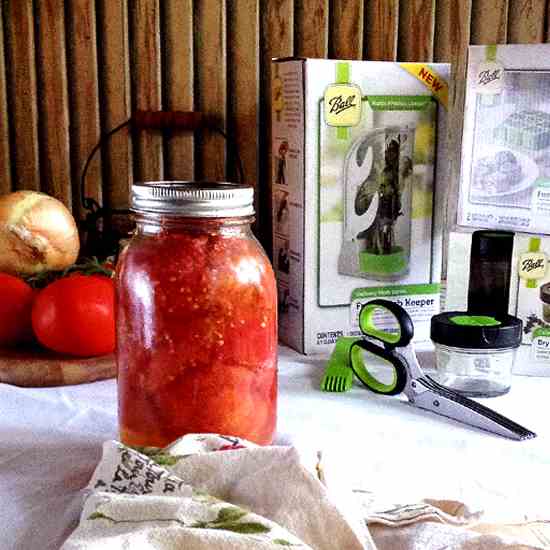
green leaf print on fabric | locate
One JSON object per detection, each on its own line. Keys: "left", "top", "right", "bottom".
{"left": 211, "top": 522, "right": 271, "bottom": 534}
{"left": 215, "top": 507, "right": 248, "bottom": 523}
{"left": 87, "top": 512, "right": 111, "bottom": 521}
{"left": 128, "top": 445, "right": 189, "bottom": 466}
{"left": 150, "top": 454, "right": 187, "bottom": 466}
{"left": 190, "top": 506, "right": 270, "bottom": 534}
{"left": 128, "top": 445, "right": 162, "bottom": 456}
{"left": 88, "top": 504, "right": 270, "bottom": 536}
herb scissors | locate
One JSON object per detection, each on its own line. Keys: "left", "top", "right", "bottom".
{"left": 349, "top": 299, "right": 536, "bottom": 440}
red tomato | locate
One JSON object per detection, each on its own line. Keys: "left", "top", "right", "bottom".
{"left": 0, "top": 273, "right": 35, "bottom": 347}
{"left": 32, "top": 274, "right": 115, "bottom": 357}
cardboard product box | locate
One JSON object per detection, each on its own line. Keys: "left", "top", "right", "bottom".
{"left": 457, "top": 44, "right": 550, "bottom": 234}
{"left": 271, "top": 58, "right": 451, "bottom": 354}
{"left": 445, "top": 230, "right": 550, "bottom": 376}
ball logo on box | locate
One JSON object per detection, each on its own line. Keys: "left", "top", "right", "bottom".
{"left": 518, "top": 252, "right": 548, "bottom": 280}
{"left": 324, "top": 84, "right": 362, "bottom": 127}
{"left": 474, "top": 61, "right": 504, "bottom": 95}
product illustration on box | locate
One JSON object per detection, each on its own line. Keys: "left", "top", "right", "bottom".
{"left": 469, "top": 73, "right": 550, "bottom": 208}
{"left": 275, "top": 141, "right": 289, "bottom": 186}
{"left": 274, "top": 189, "right": 290, "bottom": 235}
{"left": 458, "top": 44, "right": 550, "bottom": 233}
{"left": 319, "top": 92, "right": 438, "bottom": 308}
{"left": 338, "top": 127, "right": 414, "bottom": 280}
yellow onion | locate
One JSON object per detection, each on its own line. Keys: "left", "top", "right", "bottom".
{"left": 0, "top": 191, "right": 80, "bottom": 275}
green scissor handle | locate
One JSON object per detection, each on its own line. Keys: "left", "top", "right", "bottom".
{"left": 358, "top": 299, "right": 414, "bottom": 348}
{"left": 350, "top": 299, "right": 414, "bottom": 395}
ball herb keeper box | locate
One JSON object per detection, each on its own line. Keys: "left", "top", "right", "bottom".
{"left": 457, "top": 44, "right": 550, "bottom": 234}
{"left": 271, "top": 58, "right": 451, "bottom": 354}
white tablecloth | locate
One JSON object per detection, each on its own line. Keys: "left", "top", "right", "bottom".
{"left": 1, "top": 345, "right": 549, "bottom": 550}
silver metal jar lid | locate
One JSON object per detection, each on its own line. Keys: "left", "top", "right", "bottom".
{"left": 131, "top": 181, "right": 254, "bottom": 217}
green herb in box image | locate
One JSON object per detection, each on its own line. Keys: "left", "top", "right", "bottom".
{"left": 338, "top": 126, "right": 414, "bottom": 280}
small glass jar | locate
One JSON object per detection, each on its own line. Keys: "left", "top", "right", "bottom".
{"left": 433, "top": 344, "right": 517, "bottom": 397}
{"left": 431, "top": 312, "right": 522, "bottom": 397}
{"left": 116, "top": 182, "right": 278, "bottom": 448}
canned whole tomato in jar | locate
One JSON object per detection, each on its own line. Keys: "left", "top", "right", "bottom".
{"left": 116, "top": 182, "right": 277, "bottom": 447}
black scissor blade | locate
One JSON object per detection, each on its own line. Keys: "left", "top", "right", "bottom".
{"left": 415, "top": 376, "right": 536, "bottom": 441}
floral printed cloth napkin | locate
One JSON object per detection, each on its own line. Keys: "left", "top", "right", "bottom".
{"left": 61, "top": 434, "right": 375, "bottom": 549}
{"left": 62, "top": 434, "right": 550, "bottom": 550}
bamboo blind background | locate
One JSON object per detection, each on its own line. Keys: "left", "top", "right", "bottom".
{"left": 0, "top": 0, "right": 549, "bottom": 250}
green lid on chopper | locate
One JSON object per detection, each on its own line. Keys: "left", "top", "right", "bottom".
{"left": 431, "top": 312, "right": 522, "bottom": 349}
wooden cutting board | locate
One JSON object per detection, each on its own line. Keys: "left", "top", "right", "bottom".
{"left": 0, "top": 346, "right": 117, "bottom": 387}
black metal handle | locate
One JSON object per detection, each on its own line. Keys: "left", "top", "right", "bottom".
{"left": 80, "top": 111, "right": 245, "bottom": 216}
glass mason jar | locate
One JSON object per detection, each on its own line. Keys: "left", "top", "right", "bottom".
{"left": 116, "top": 182, "right": 278, "bottom": 448}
